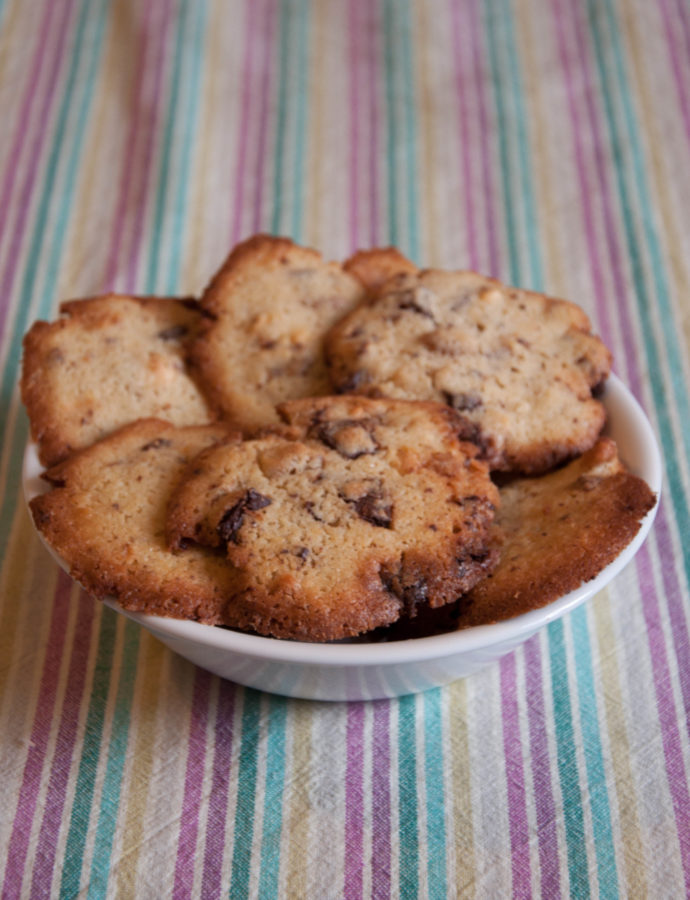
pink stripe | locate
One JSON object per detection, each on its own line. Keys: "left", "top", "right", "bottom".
{"left": 123, "top": 0, "right": 175, "bottom": 290}
{"left": 636, "top": 546, "right": 690, "bottom": 893}
{"left": 0, "top": 0, "right": 76, "bottom": 333}
{"left": 201, "top": 680, "right": 237, "bottom": 898}
{"left": 344, "top": 703, "right": 366, "bottom": 898}
{"left": 230, "top": 0, "right": 259, "bottom": 246}
{"left": 2, "top": 571, "right": 74, "bottom": 899}
{"left": 524, "top": 636, "right": 561, "bottom": 900}
{"left": 450, "top": 0, "right": 479, "bottom": 269}
{"left": 371, "top": 701, "right": 391, "bottom": 900}
{"left": 172, "top": 668, "right": 213, "bottom": 900}
{"left": 29, "top": 593, "right": 95, "bottom": 897}
{"left": 500, "top": 654, "right": 532, "bottom": 899}
{"left": 348, "top": 0, "right": 361, "bottom": 249}
{"left": 467, "top": 0, "right": 500, "bottom": 276}
{"left": 102, "top": 0, "right": 165, "bottom": 289}
{"left": 251, "top": 0, "right": 278, "bottom": 234}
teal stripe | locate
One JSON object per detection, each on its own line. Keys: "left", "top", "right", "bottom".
{"left": 423, "top": 689, "right": 448, "bottom": 899}
{"left": 229, "top": 689, "right": 263, "bottom": 900}
{"left": 571, "top": 606, "right": 619, "bottom": 898}
{"left": 586, "top": 0, "right": 690, "bottom": 581}
{"left": 164, "top": 0, "right": 210, "bottom": 293}
{"left": 145, "top": 0, "right": 191, "bottom": 293}
{"left": 398, "top": 694, "right": 419, "bottom": 900}
{"left": 257, "top": 696, "right": 288, "bottom": 900}
{"left": 548, "top": 619, "right": 591, "bottom": 898}
{"left": 86, "top": 621, "right": 141, "bottom": 900}
{"left": 0, "top": 0, "right": 108, "bottom": 561}
{"left": 59, "top": 607, "right": 118, "bottom": 899}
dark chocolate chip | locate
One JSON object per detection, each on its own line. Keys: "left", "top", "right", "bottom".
{"left": 336, "top": 369, "right": 369, "bottom": 394}
{"left": 304, "top": 500, "right": 323, "bottom": 522}
{"left": 157, "top": 324, "right": 188, "bottom": 341}
{"left": 218, "top": 489, "right": 272, "bottom": 544}
{"left": 443, "top": 391, "right": 483, "bottom": 412}
{"left": 350, "top": 492, "right": 392, "bottom": 528}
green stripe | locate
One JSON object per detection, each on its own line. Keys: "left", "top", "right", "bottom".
{"left": 86, "top": 621, "right": 141, "bottom": 900}
{"left": 257, "top": 695, "right": 288, "bottom": 900}
{"left": 289, "top": 0, "right": 309, "bottom": 243}
{"left": 424, "top": 689, "right": 448, "bottom": 899}
{"left": 548, "top": 619, "right": 591, "bottom": 898}
{"left": 60, "top": 608, "right": 118, "bottom": 899}
{"left": 571, "top": 606, "right": 620, "bottom": 898}
{"left": 398, "top": 693, "right": 419, "bottom": 899}
{"left": 586, "top": 0, "right": 690, "bottom": 581}
{"left": 0, "top": 0, "right": 108, "bottom": 561}
{"left": 164, "top": 0, "right": 210, "bottom": 293}
{"left": 145, "top": 0, "right": 192, "bottom": 293}
{"left": 229, "top": 689, "right": 263, "bottom": 900}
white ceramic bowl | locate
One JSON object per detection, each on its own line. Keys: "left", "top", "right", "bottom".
{"left": 23, "top": 374, "right": 662, "bottom": 701}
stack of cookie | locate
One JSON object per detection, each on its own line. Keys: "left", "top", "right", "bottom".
{"left": 22, "top": 236, "right": 656, "bottom": 642}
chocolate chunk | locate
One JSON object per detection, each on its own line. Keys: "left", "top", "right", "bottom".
{"left": 218, "top": 489, "right": 272, "bottom": 544}
{"left": 141, "top": 437, "right": 172, "bottom": 451}
{"left": 157, "top": 324, "right": 188, "bottom": 341}
{"left": 395, "top": 287, "right": 437, "bottom": 320}
{"left": 350, "top": 492, "right": 392, "bottom": 528}
{"left": 313, "top": 418, "right": 379, "bottom": 459}
{"left": 444, "top": 391, "right": 483, "bottom": 412}
{"left": 336, "top": 369, "right": 369, "bottom": 393}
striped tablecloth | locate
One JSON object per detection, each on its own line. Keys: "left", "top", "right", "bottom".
{"left": 1, "top": 1, "right": 689, "bottom": 897}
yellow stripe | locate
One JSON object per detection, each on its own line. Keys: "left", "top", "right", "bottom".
{"left": 284, "top": 700, "right": 313, "bottom": 895}
{"left": 447, "top": 679, "right": 475, "bottom": 892}
{"left": 592, "top": 595, "right": 648, "bottom": 897}
{"left": 115, "top": 634, "right": 167, "bottom": 898}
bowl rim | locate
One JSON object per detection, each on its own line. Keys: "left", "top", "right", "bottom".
{"left": 23, "top": 372, "right": 662, "bottom": 668}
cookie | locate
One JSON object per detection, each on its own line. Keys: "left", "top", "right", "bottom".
{"left": 29, "top": 419, "right": 241, "bottom": 623}
{"left": 377, "top": 437, "right": 655, "bottom": 638}
{"left": 325, "top": 270, "right": 612, "bottom": 473}
{"left": 166, "top": 396, "right": 500, "bottom": 641}
{"left": 21, "top": 294, "right": 214, "bottom": 466}
{"left": 343, "top": 246, "right": 417, "bottom": 294}
{"left": 189, "top": 235, "right": 365, "bottom": 431}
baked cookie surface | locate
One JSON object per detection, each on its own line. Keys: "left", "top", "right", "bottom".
{"left": 325, "top": 270, "right": 612, "bottom": 473}
{"left": 190, "top": 235, "right": 365, "bottom": 431}
{"left": 21, "top": 294, "right": 213, "bottom": 466}
{"left": 30, "top": 419, "right": 240, "bottom": 623}
{"left": 167, "top": 396, "right": 500, "bottom": 641}
{"left": 343, "top": 246, "right": 417, "bottom": 294}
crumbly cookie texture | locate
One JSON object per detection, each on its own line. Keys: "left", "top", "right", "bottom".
{"left": 166, "top": 396, "right": 499, "bottom": 641}
{"left": 29, "top": 419, "right": 241, "bottom": 623}
{"left": 21, "top": 294, "right": 214, "bottom": 467}
{"left": 189, "top": 234, "right": 365, "bottom": 432}
{"left": 325, "top": 269, "right": 612, "bottom": 474}
{"left": 375, "top": 437, "right": 655, "bottom": 639}
{"left": 343, "top": 246, "right": 417, "bottom": 293}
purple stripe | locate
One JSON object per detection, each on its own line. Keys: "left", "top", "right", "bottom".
{"left": 29, "top": 593, "right": 95, "bottom": 897}
{"left": 123, "top": 0, "right": 175, "bottom": 290}
{"left": 172, "top": 668, "right": 213, "bottom": 900}
{"left": 524, "top": 636, "right": 561, "bottom": 900}
{"left": 230, "top": 0, "right": 259, "bottom": 246}
{"left": 251, "top": 0, "right": 278, "bottom": 234}
{"left": 450, "top": 0, "right": 479, "bottom": 269}
{"left": 103, "top": 0, "right": 162, "bottom": 289}
{"left": 658, "top": 0, "right": 690, "bottom": 151}
{"left": 636, "top": 546, "right": 690, "bottom": 893}
{"left": 467, "top": 0, "right": 500, "bottom": 276}
{"left": 201, "top": 680, "right": 237, "bottom": 899}
{"left": 2, "top": 571, "right": 74, "bottom": 899}
{"left": 0, "top": 0, "right": 76, "bottom": 336}
{"left": 344, "top": 703, "right": 366, "bottom": 899}
{"left": 500, "top": 654, "right": 532, "bottom": 899}
{"left": 371, "top": 700, "right": 392, "bottom": 900}
{"left": 348, "top": 0, "right": 361, "bottom": 249}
